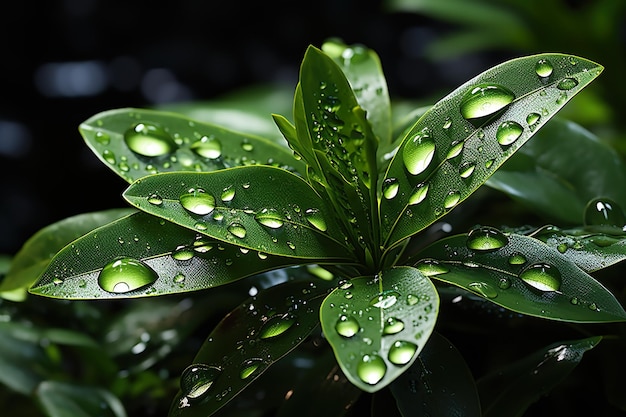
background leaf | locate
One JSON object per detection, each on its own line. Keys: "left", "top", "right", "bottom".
{"left": 36, "top": 380, "right": 127, "bottom": 417}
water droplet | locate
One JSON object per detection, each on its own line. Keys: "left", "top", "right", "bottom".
{"left": 220, "top": 186, "right": 235, "bottom": 202}
{"left": 240, "top": 358, "right": 262, "bottom": 379}
{"left": 124, "top": 122, "right": 177, "bottom": 157}
{"left": 497, "top": 277, "right": 511, "bottom": 289}
{"left": 228, "top": 223, "right": 247, "bottom": 239}
{"left": 496, "top": 121, "right": 523, "bottom": 146}
{"left": 443, "top": 191, "right": 460, "bottom": 209}
{"left": 181, "top": 364, "right": 221, "bottom": 401}
{"left": 98, "top": 257, "right": 158, "bottom": 293}
{"left": 526, "top": 112, "right": 541, "bottom": 125}
{"left": 535, "top": 59, "right": 554, "bottom": 78}
{"left": 460, "top": 83, "right": 515, "bottom": 127}
{"left": 103, "top": 149, "right": 116, "bottom": 164}
{"left": 180, "top": 188, "right": 216, "bottom": 215}
{"left": 519, "top": 263, "right": 561, "bottom": 292}
{"left": 406, "top": 294, "right": 419, "bottom": 305}
{"left": 335, "top": 315, "right": 360, "bottom": 338}
{"left": 459, "top": 162, "right": 476, "bottom": 179}
{"left": 508, "top": 253, "right": 527, "bottom": 265}
{"left": 370, "top": 290, "right": 400, "bottom": 309}
{"left": 382, "top": 178, "right": 399, "bottom": 199}
{"left": 557, "top": 77, "right": 578, "bottom": 91}
{"left": 95, "top": 131, "right": 110, "bottom": 145}
{"left": 584, "top": 198, "right": 625, "bottom": 228}
{"left": 173, "top": 245, "right": 194, "bottom": 261}
{"left": 304, "top": 208, "right": 328, "bottom": 231}
{"left": 408, "top": 182, "right": 429, "bottom": 205}
{"left": 147, "top": 193, "right": 163, "bottom": 206}
{"left": 190, "top": 135, "right": 222, "bottom": 159}
{"left": 259, "top": 313, "right": 295, "bottom": 339}
{"left": 254, "top": 208, "right": 284, "bottom": 229}
{"left": 383, "top": 317, "right": 405, "bottom": 335}
{"left": 415, "top": 259, "right": 449, "bottom": 276}
{"left": 388, "top": 340, "right": 418, "bottom": 365}
{"left": 402, "top": 128, "right": 436, "bottom": 175}
{"left": 468, "top": 282, "right": 498, "bottom": 299}
{"left": 174, "top": 273, "right": 186, "bottom": 284}
{"left": 466, "top": 226, "right": 508, "bottom": 252}
{"left": 241, "top": 139, "right": 254, "bottom": 152}
{"left": 443, "top": 117, "right": 452, "bottom": 129}
{"left": 357, "top": 354, "right": 386, "bottom": 385}
{"left": 446, "top": 141, "right": 464, "bottom": 159}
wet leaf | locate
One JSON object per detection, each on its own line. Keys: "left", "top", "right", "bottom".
{"left": 36, "top": 380, "right": 127, "bottom": 417}
{"left": 320, "top": 267, "right": 439, "bottom": 393}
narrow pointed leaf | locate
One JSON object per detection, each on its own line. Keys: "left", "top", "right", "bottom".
{"left": 79, "top": 108, "right": 306, "bottom": 183}
{"left": 477, "top": 336, "right": 601, "bottom": 417}
{"left": 320, "top": 266, "right": 439, "bottom": 393}
{"left": 123, "top": 166, "right": 355, "bottom": 260}
{"left": 413, "top": 229, "right": 626, "bottom": 322}
{"left": 168, "top": 279, "right": 333, "bottom": 417}
{"left": 390, "top": 332, "right": 481, "bottom": 417}
{"left": 30, "top": 212, "right": 305, "bottom": 299}
{"left": 380, "top": 54, "right": 603, "bottom": 250}
{"left": 1, "top": 209, "right": 134, "bottom": 292}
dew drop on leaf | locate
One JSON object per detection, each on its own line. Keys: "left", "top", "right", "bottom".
{"left": 526, "top": 112, "right": 541, "bottom": 125}
{"left": 98, "top": 257, "right": 158, "bottom": 293}
{"left": 259, "top": 313, "right": 295, "bottom": 339}
{"left": 172, "top": 245, "right": 194, "bottom": 261}
{"left": 459, "top": 83, "right": 515, "bottom": 127}
{"left": 369, "top": 290, "right": 400, "bottom": 309}
{"left": 519, "top": 263, "right": 561, "bottom": 292}
{"left": 408, "top": 182, "right": 429, "bottom": 205}
{"left": 388, "top": 340, "right": 418, "bottom": 365}
{"left": 459, "top": 161, "right": 476, "bottom": 179}
{"left": 466, "top": 226, "right": 508, "bottom": 252}
{"left": 124, "top": 122, "right": 177, "bottom": 157}
{"left": 254, "top": 208, "right": 284, "bottom": 229}
{"left": 304, "top": 208, "right": 328, "bottom": 231}
{"left": 535, "top": 58, "right": 554, "bottom": 78}
{"left": 443, "top": 190, "right": 461, "bottom": 209}
{"left": 357, "top": 354, "right": 386, "bottom": 385}
{"left": 95, "top": 131, "right": 110, "bottom": 145}
{"left": 181, "top": 364, "right": 222, "bottom": 401}
{"left": 557, "top": 77, "right": 579, "bottom": 91}
{"left": 383, "top": 317, "right": 405, "bottom": 335}
{"left": 190, "top": 135, "right": 222, "bottom": 159}
{"left": 402, "top": 128, "right": 436, "bottom": 175}
{"left": 147, "top": 193, "right": 163, "bottom": 206}
{"left": 583, "top": 197, "right": 626, "bottom": 228}
{"left": 415, "top": 259, "right": 449, "bottom": 276}
{"left": 468, "top": 282, "right": 498, "bottom": 299}
{"left": 496, "top": 121, "right": 524, "bottom": 146}
{"left": 179, "top": 188, "right": 216, "bottom": 215}
{"left": 335, "top": 315, "right": 360, "bottom": 338}
{"left": 228, "top": 223, "right": 247, "bottom": 239}
{"left": 103, "top": 149, "right": 116, "bottom": 165}
{"left": 240, "top": 358, "right": 263, "bottom": 379}
{"left": 220, "top": 186, "right": 235, "bottom": 202}
{"left": 382, "top": 178, "right": 399, "bottom": 199}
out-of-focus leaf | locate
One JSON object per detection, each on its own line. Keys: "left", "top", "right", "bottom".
{"left": 1, "top": 209, "right": 134, "bottom": 292}
{"left": 79, "top": 108, "right": 306, "bottom": 183}
{"left": 487, "top": 118, "right": 626, "bottom": 224}
{"left": 477, "top": 336, "right": 601, "bottom": 417}
{"left": 123, "top": 166, "right": 355, "bottom": 260}
{"left": 320, "top": 267, "right": 439, "bottom": 393}
{"left": 380, "top": 54, "right": 603, "bottom": 252}
{"left": 168, "top": 279, "right": 333, "bottom": 417}
{"left": 30, "top": 212, "right": 306, "bottom": 299}
{"left": 413, "top": 229, "right": 626, "bottom": 322}
{"left": 390, "top": 332, "right": 481, "bottom": 417}
{"left": 36, "top": 380, "right": 127, "bottom": 417}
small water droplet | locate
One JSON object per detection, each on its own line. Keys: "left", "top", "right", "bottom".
{"left": 415, "top": 259, "right": 449, "bottom": 276}
{"left": 496, "top": 121, "right": 523, "bottom": 146}
{"left": 98, "top": 257, "right": 158, "bottom": 293}
{"left": 190, "top": 135, "right": 222, "bottom": 159}
{"left": 468, "top": 282, "right": 498, "bottom": 299}
{"left": 382, "top": 178, "right": 399, "bottom": 199}
{"left": 446, "top": 141, "right": 464, "bottom": 159}
{"left": 466, "top": 226, "right": 508, "bottom": 252}
{"left": 181, "top": 364, "right": 221, "bottom": 401}
{"left": 124, "top": 122, "right": 177, "bottom": 157}
{"left": 535, "top": 59, "right": 554, "bottom": 78}
{"left": 383, "top": 317, "right": 405, "bottom": 335}
{"left": 180, "top": 188, "right": 216, "bottom": 215}
{"left": 240, "top": 358, "right": 263, "bottom": 379}
{"left": 519, "top": 263, "right": 561, "bottom": 292}
{"left": 370, "top": 290, "right": 400, "bottom": 309}
{"left": 497, "top": 277, "right": 511, "bottom": 289}
{"left": 508, "top": 253, "right": 527, "bottom": 265}
{"left": 443, "top": 117, "right": 452, "bottom": 129}
{"left": 406, "top": 294, "right": 419, "bottom": 305}
{"left": 95, "top": 131, "right": 110, "bottom": 145}
{"left": 173, "top": 245, "right": 194, "bottom": 261}
{"left": 259, "top": 313, "right": 295, "bottom": 339}
{"left": 241, "top": 139, "right": 254, "bottom": 152}
{"left": 147, "top": 193, "right": 163, "bottom": 206}
{"left": 174, "top": 273, "right": 186, "bottom": 284}
{"left": 357, "top": 354, "right": 386, "bottom": 385}
{"left": 443, "top": 191, "right": 460, "bottom": 209}
{"left": 335, "top": 315, "right": 360, "bottom": 338}
{"left": 103, "top": 149, "right": 116, "bottom": 165}
{"left": 526, "top": 112, "right": 541, "bottom": 125}
{"left": 459, "top": 162, "right": 476, "bottom": 179}
{"left": 220, "top": 186, "right": 235, "bottom": 202}
{"left": 408, "top": 182, "right": 429, "bottom": 205}
{"left": 228, "top": 223, "right": 247, "bottom": 239}
{"left": 254, "top": 208, "right": 284, "bottom": 229}
{"left": 557, "top": 77, "right": 578, "bottom": 91}
{"left": 304, "top": 208, "right": 328, "bottom": 231}
{"left": 388, "top": 340, "right": 418, "bottom": 365}
{"left": 459, "top": 83, "right": 515, "bottom": 127}
{"left": 402, "top": 128, "right": 436, "bottom": 175}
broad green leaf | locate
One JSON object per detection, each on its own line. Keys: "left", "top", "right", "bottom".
{"left": 322, "top": 38, "right": 392, "bottom": 145}
{"left": 477, "top": 336, "right": 601, "bottom": 417}
{"left": 380, "top": 53, "right": 603, "bottom": 251}
{"left": 413, "top": 229, "right": 626, "bottom": 322}
{"left": 36, "top": 380, "right": 127, "bottom": 417}
{"left": 487, "top": 118, "right": 626, "bottom": 224}
{"left": 1, "top": 209, "right": 134, "bottom": 292}
{"left": 320, "top": 267, "right": 439, "bottom": 393}
{"left": 390, "top": 332, "right": 481, "bottom": 417}
{"left": 79, "top": 108, "right": 306, "bottom": 183}
{"left": 168, "top": 279, "right": 332, "bottom": 417}
{"left": 30, "top": 212, "right": 306, "bottom": 299}
{"left": 123, "top": 166, "right": 355, "bottom": 261}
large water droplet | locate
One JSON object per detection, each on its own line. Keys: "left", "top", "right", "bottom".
{"left": 466, "top": 226, "right": 508, "bottom": 252}
{"left": 446, "top": 141, "right": 464, "bottom": 159}
{"left": 370, "top": 290, "right": 400, "bottom": 308}
{"left": 496, "top": 121, "right": 523, "bottom": 146}
{"left": 240, "top": 358, "right": 263, "bottom": 379}
{"left": 584, "top": 198, "right": 626, "bottom": 229}
{"left": 259, "top": 313, "right": 295, "bottom": 339}
{"left": 408, "top": 183, "right": 429, "bottom": 205}
{"left": 468, "top": 282, "right": 498, "bottom": 299}
{"left": 557, "top": 77, "right": 579, "bottom": 91}
{"left": 402, "top": 128, "right": 436, "bottom": 175}
{"left": 335, "top": 315, "right": 360, "bottom": 338}
{"left": 383, "top": 317, "right": 405, "bottom": 335}
{"left": 220, "top": 186, "right": 235, "bottom": 202}
{"left": 443, "top": 191, "right": 461, "bottom": 209}
{"left": 535, "top": 58, "right": 554, "bottom": 78}
{"left": 519, "top": 263, "right": 561, "bottom": 292}
{"left": 124, "top": 122, "right": 177, "bottom": 157}
{"left": 180, "top": 188, "right": 216, "bottom": 215}
{"left": 98, "top": 257, "right": 158, "bottom": 293}
{"left": 228, "top": 223, "right": 247, "bottom": 239}
{"left": 254, "top": 208, "right": 284, "bottom": 229}
{"left": 459, "top": 162, "right": 476, "bottom": 179}
{"left": 388, "top": 340, "right": 418, "bottom": 365}
{"left": 357, "top": 354, "right": 386, "bottom": 385}
{"left": 382, "top": 178, "right": 399, "bottom": 199}
{"left": 181, "top": 364, "right": 222, "bottom": 401}
{"left": 460, "top": 83, "right": 515, "bottom": 127}
{"left": 190, "top": 136, "right": 222, "bottom": 159}
{"left": 304, "top": 208, "right": 328, "bottom": 231}
{"left": 415, "top": 259, "right": 449, "bottom": 276}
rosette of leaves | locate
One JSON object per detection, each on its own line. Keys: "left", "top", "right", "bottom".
{"left": 5, "top": 39, "right": 626, "bottom": 416}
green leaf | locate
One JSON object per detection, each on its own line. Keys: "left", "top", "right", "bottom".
{"left": 320, "top": 266, "right": 439, "bottom": 393}
{"left": 79, "top": 108, "right": 306, "bottom": 183}
{"left": 1, "top": 209, "right": 134, "bottom": 292}
{"left": 123, "top": 166, "right": 355, "bottom": 261}
{"left": 29, "top": 212, "right": 306, "bottom": 299}
{"left": 477, "top": 336, "right": 601, "bottom": 417}
{"left": 168, "top": 279, "right": 332, "bottom": 417}
{"left": 390, "top": 332, "right": 481, "bottom": 417}
{"left": 36, "top": 380, "right": 127, "bottom": 417}
{"left": 487, "top": 118, "right": 626, "bottom": 224}
{"left": 380, "top": 53, "right": 603, "bottom": 251}
{"left": 413, "top": 228, "right": 626, "bottom": 322}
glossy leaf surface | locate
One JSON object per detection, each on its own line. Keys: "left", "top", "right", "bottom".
{"left": 414, "top": 229, "right": 626, "bottom": 322}
{"left": 320, "top": 267, "right": 439, "bottom": 392}
{"left": 79, "top": 108, "right": 306, "bottom": 183}
{"left": 30, "top": 212, "right": 305, "bottom": 299}
{"left": 123, "top": 166, "right": 355, "bottom": 260}
{"left": 380, "top": 54, "right": 603, "bottom": 251}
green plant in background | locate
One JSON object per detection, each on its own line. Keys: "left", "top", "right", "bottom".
{"left": 3, "top": 39, "right": 626, "bottom": 416}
